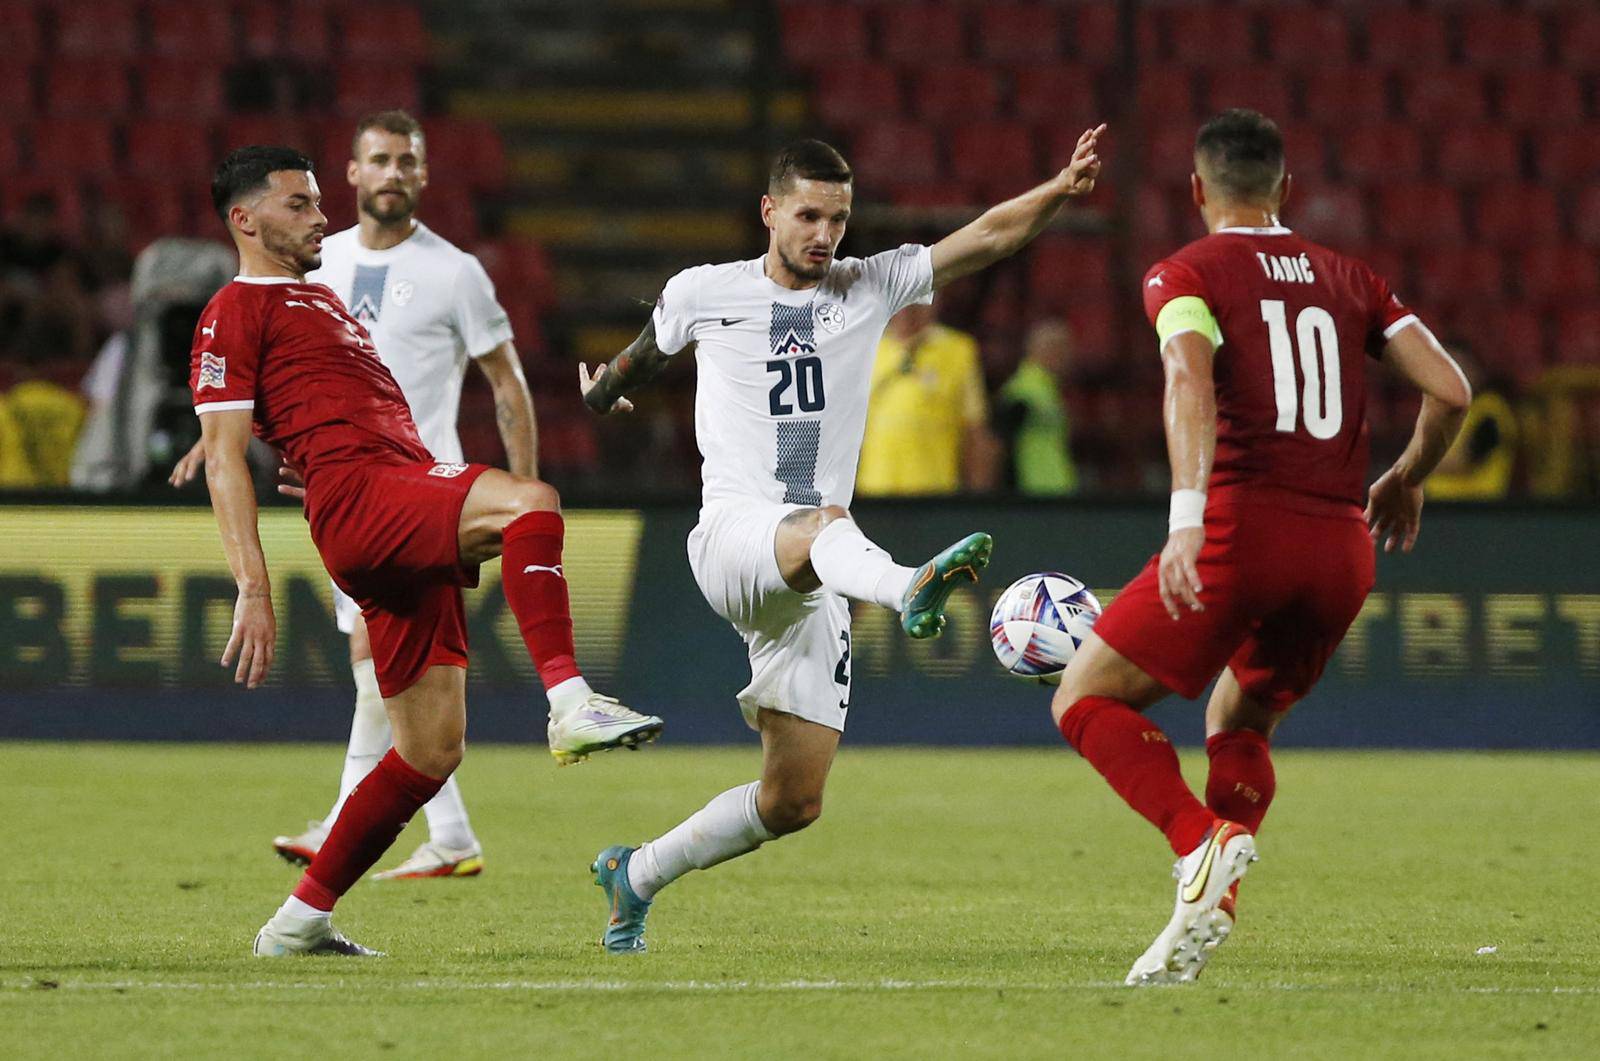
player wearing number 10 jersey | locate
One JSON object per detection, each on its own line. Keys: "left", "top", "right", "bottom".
{"left": 1048, "top": 111, "right": 1472, "bottom": 986}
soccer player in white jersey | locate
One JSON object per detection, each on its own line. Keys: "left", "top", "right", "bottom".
{"left": 577, "top": 130, "right": 1104, "bottom": 951}
{"left": 173, "top": 111, "right": 661, "bottom": 881}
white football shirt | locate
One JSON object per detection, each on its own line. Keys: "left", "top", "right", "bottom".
{"left": 653, "top": 245, "right": 934, "bottom": 510}
{"left": 308, "top": 221, "right": 513, "bottom": 462}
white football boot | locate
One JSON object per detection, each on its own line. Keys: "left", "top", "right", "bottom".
{"left": 253, "top": 914, "right": 381, "bottom": 957}
{"left": 371, "top": 840, "right": 485, "bottom": 881}
{"left": 272, "top": 820, "right": 328, "bottom": 867}
{"left": 1125, "top": 820, "right": 1257, "bottom": 986}
{"left": 547, "top": 694, "right": 664, "bottom": 766}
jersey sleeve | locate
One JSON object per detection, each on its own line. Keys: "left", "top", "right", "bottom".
{"left": 1142, "top": 257, "right": 1221, "bottom": 349}
{"left": 191, "top": 290, "right": 262, "bottom": 415}
{"left": 651, "top": 267, "right": 700, "bottom": 356}
{"left": 453, "top": 256, "right": 515, "bottom": 358}
{"left": 861, "top": 243, "right": 934, "bottom": 317}
{"left": 1364, "top": 265, "right": 1420, "bottom": 353}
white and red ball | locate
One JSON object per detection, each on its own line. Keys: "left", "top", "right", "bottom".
{"left": 990, "top": 572, "right": 1102, "bottom": 684}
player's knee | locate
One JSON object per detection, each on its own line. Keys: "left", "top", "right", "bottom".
{"left": 412, "top": 742, "right": 463, "bottom": 780}
{"left": 762, "top": 793, "right": 824, "bottom": 836}
{"left": 506, "top": 478, "right": 560, "bottom": 520}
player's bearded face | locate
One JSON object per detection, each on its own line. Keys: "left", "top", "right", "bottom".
{"left": 255, "top": 171, "right": 326, "bottom": 272}
{"left": 352, "top": 130, "right": 427, "bottom": 224}
{"left": 768, "top": 179, "right": 851, "bottom": 282}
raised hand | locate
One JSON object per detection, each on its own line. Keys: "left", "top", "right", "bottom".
{"left": 1059, "top": 124, "right": 1107, "bottom": 198}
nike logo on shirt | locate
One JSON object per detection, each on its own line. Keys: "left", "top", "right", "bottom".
{"left": 719, "top": 318, "right": 747, "bottom": 327}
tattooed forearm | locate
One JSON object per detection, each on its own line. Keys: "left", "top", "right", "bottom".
{"left": 585, "top": 319, "right": 674, "bottom": 413}
{"left": 494, "top": 391, "right": 537, "bottom": 478}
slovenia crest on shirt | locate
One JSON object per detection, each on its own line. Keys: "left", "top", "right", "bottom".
{"left": 815, "top": 302, "right": 845, "bottom": 334}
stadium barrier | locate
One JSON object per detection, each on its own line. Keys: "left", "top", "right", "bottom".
{"left": 2, "top": 500, "right": 1596, "bottom": 748}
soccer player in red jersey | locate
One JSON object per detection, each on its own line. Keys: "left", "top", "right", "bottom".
{"left": 192, "top": 146, "right": 662, "bottom": 956}
{"left": 1049, "top": 111, "right": 1472, "bottom": 985}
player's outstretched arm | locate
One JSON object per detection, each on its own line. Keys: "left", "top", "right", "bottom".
{"left": 1158, "top": 330, "right": 1218, "bottom": 620}
{"left": 475, "top": 341, "right": 539, "bottom": 479}
{"left": 1366, "top": 324, "right": 1472, "bottom": 553}
{"left": 578, "top": 319, "right": 676, "bottom": 415}
{"left": 929, "top": 123, "right": 1105, "bottom": 291}
{"left": 199, "top": 409, "right": 276, "bottom": 688}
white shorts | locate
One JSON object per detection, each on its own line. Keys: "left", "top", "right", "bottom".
{"left": 332, "top": 579, "right": 360, "bottom": 635}
{"left": 687, "top": 499, "right": 852, "bottom": 733}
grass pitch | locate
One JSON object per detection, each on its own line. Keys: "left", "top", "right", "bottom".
{"left": 4, "top": 743, "right": 1597, "bottom": 1059}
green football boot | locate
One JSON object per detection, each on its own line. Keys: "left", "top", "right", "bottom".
{"left": 899, "top": 531, "right": 993, "bottom": 639}
{"left": 591, "top": 845, "right": 652, "bottom": 954}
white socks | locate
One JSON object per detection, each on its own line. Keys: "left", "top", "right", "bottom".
{"left": 275, "top": 895, "right": 329, "bottom": 924}
{"left": 627, "top": 780, "right": 777, "bottom": 900}
{"left": 324, "top": 659, "right": 478, "bottom": 851}
{"left": 547, "top": 675, "right": 594, "bottom": 720}
{"left": 808, "top": 518, "right": 915, "bottom": 611}
{"left": 324, "top": 659, "right": 388, "bottom": 827}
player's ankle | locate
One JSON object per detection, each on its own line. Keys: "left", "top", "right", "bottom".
{"left": 547, "top": 675, "right": 593, "bottom": 719}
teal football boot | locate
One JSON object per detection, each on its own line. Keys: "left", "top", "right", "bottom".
{"left": 900, "top": 531, "right": 993, "bottom": 639}
{"left": 592, "top": 845, "right": 652, "bottom": 954}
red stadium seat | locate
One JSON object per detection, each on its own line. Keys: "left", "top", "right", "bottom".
{"left": 335, "top": 67, "right": 421, "bottom": 118}
{"left": 1068, "top": 4, "right": 1118, "bottom": 67}
{"left": 1557, "top": 11, "right": 1600, "bottom": 74}
{"left": 473, "top": 237, "right": 557, "bottom": 310}
{"left": 28, "top": 119, "right": 117, "bottom": 175}
{"left": 282, "top": 0, "right": 335, "bottom": 63}
{"left": 889, "top": 182, "right": 976, "bottom": 209}
{"left": 1013, "top": 67, "right": 1099, "bottom": 129}
{"left": 779, "top": 4, "right": 867, "bottom": 69}
{"left": 1397, "top": 70, "right": 1488, "bottom": 125}
{"left": 0, "top": 177, "right": 84, "bottom": 234}
{"left": 418, "top": 185, "right": 479, "bottom": 243}
{"left": 140, "top": 62, "right": 225, "bottom": 119}
{"left": 147, "top": 1, "right": 233, "bottom": 58}
{"left": 0, "top": 125, "right": 20, "bottom": 175}
{"left": 878, "top": 5, "right": 965, "bottom": 65}
{"left": 1477, "top": 307, "right": 1545, "bottom": 383}
{"left": 1436, "top": 126, "right": 1522, "bottom": 185}
{"left": 1475, "top": 186, "right": 1561, "bottom": 249}
{"left": 1205, "top": 67, "right": 1293, "bottom": 124}
{"left": 338, "top": 4, "right": 430, "bottom": 62}
{"left": 0, "top": 2, "right": 43, "bottom": 58}
{"left": 1135, "top": 70, "right": 1196, "bottom": 122}
{"left": 217, "top": 115, "right": 318, "bottom": 156}
{"left": 1534, "top": 128, "right": 1600, "bottom": 183}
{"left": 1498, "top": 71, "right": 1585, "bottom": 129}
{"left": 54, "top": 0, "right": 138, "bottom": 57}
{"left": 812, "top": 64, "right": 902, "bottom": 130}
{"left": 1573, "top": 187, "right": 1600, "bottom": 248}
{"left": 98, "top": 177, "right": 190, "bottom": 248}
{"left": 1556, "top": 307, "right": 1600, "bottom": 365}
{"left": 950, "top": 123, "right": 1036, "bottom": 189}
{"left": 1367, "top": 10, "right": 1448, "bottom": 68}
{"left": 238, "top": 0, "right": 283, "bottom": 60}
{"left": 910, "top": 65, "right": 999, "bottom": 123}
{"left": 976, "top": 3, "right": 1063, "bottom": 65}
{"left": 1166, "top": 7, "right": 1256, "bottom": 68}
{"left": 849, "top": 122, "right": 939, "bottom": 185}
{"left": 45, "top": 61, "right": 132, "bottom": 115}
{"left": 1131, "top": 185, "right": 1180, "bottom": 248}
{"left": 0, "top": 64, "right": 33, "bottom": 114}
{"left": 1461, "top": 10, "right": 1547, "bottom": 70}
{"left": 1337, "top": 125, "right": 1424, "bottom": 183}
{"left": 1292, "top": 184, "right": 1368, "bottom": 249}
{"left": 423, "top": 119, "right": 508, "bottom": 191}
{"left": 1026, "top": 236, "right": 1113, "bottom": 314}
{"left": 1410, "top": 247, "right": 1507, "bottom": 308}
{"left": 1375, "top": 183, "right": 1464, "bottom": 247}
{"left": 1302, "top": 70, "right": 1390, "bottom": 126}
{"left": 1263, "top": 7, "right": 1351, "bottom": 67}
{"left": 1280, "top": 126, "right": 1328, "bottom": 181}
{"left": 127, "top": 120, "right": 213, "bottom": 179}
{"left": 1518, "top": 246, "right": 1600, "bottom": 305}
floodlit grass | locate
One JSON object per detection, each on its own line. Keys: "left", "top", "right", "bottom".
{"left": 5, "top": 743, "right": 1597, "bottom": 1058}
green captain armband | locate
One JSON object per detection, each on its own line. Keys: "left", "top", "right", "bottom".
{"left": 1155, "top": 295, "right": 1222, "bottom": 350}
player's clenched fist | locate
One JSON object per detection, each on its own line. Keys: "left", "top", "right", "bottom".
{"left": 223, "top": 590, "right": 276, "bottom": 689}
{"left": 1157, "top": 526, "right": 1206, "bottom": 621}
{"left": 1057, "top": 124, "right": 1106, "bottom": 198}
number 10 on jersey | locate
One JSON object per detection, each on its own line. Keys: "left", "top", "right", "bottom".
{"left": 768, "top": 355, "right": 826, "bottom": 415}
{"left": 1260, "top": 299, "right": 1342, "bottom": 440}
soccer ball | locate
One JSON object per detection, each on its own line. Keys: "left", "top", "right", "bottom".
{"left": 989, "top": 572, "right": 1102, "bottom": 685}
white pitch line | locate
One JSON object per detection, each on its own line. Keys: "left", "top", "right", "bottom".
{"left": 6, "top": 979, "right": 1600, "bottom": 997}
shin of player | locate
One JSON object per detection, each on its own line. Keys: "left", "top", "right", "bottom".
{"left": 579, "top": 130, "right": 1104, "bottom": 953}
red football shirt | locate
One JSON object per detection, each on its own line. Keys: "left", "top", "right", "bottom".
{"left": 1142, "top": 226, "right": 1416, "bottom": 514}
{"left": 189, "top": 276, "right": 431, "bottom": 485}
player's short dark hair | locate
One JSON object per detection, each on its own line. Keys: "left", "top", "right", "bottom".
{"left": 1195, "top": 109, "right": 1285, "bottom": 201}
{"left": 768, "top": 139, "right": 852, "bottom": 196}
{"left": 352, "top": 110, "right": 425, "bottom": 160}
{"left": 210, "top": 145, "right": 316, "bottom": 222}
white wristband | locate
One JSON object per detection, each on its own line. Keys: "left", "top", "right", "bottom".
{"left": 1169, "top": 489, "right": 1207, "bottom": 533}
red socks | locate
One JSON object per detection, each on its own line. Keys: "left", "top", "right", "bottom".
{"left": 500, "top": 510, "right": 583, "bottom": 689}
{"left": 1205, "top": 729, "right": 1275, "bottom": 834}
{"left": 1058, "top": 696, "right": 1216, "bottom": 856}
{"left": 293, "top": 749, "right": 445, "bottom": 911}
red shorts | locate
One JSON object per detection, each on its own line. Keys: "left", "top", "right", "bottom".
{"left": 1093, "top": 501, "right": 1375, "bottom": 710}
{"left": 307, "top": 459, "right": 491, "bottom": 698}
